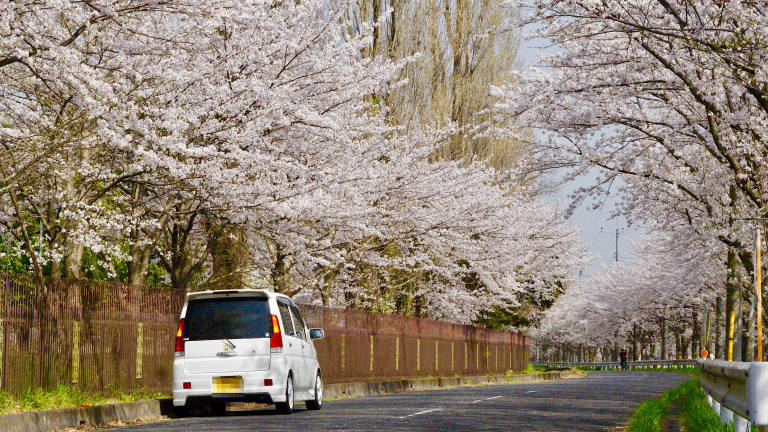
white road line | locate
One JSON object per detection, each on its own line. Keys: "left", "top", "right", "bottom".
{"left": 471, "top": 396, "right": 502, "bottom": 404}
{"left": 398, "top": 408, "right": 443, "bottom": 419}
{"left": 526, "top": 391, "right": 537, "bottom": 393}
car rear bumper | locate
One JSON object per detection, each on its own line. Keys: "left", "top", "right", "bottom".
{"left": 184, "top": 393, "right": 275, "bottom": 407}
{"left": 172, "top": 358, "right": 288, "bottom": 407}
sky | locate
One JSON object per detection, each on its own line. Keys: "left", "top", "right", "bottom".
{"left": 516, "top": 26, "right": 641, "bottom": 273}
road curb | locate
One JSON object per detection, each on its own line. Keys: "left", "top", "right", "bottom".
{"left": 323, "top": 370, "right": 585, "bottom": 399}
{"left": 0, "top": 399, "right": 174, "bottom": 432}
{"left": 0, "top": 371, "right": 581, "bottom": 431}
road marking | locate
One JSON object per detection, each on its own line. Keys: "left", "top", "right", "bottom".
{"left": 526, "top": 391, "right": 537, "bottom": 393}
{"left": 471, "top": 396, "right": 502, "bottom": 404}
{"left": 398, "top": 408, "right": 442, "bottom": 419}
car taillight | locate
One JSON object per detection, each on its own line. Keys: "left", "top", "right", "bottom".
{"left": 175, "top": 318, "right": 185, "bottom": 355}
{"left": 270, "top": 314, "right": 283, "bottom": 353}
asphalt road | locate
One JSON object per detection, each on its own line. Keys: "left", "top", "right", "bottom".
{"left": 111, "top": 371, "right": 689, "bottom": 431}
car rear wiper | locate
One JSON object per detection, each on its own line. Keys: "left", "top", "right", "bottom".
{"left": 222, "top": 338, "right": 237, "bottom": 350}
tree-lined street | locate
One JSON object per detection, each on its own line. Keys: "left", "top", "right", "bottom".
{"left": 111, "top": 372, "right": 688, "bottom": 431}
{"left": 3, "top": 0, "right": 768, "bottom": 429}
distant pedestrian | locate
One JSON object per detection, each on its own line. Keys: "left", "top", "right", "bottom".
{"left": 619, "top": 348, "right": 628, "bottom": 370}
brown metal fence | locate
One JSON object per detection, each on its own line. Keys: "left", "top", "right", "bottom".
{"left": 0, "top": 273, "right": 528, "bottom": 395}
{"left": 300, "top": 304, "right": 529, "bottom": 384}
{"left": 0, "top": 273, "right": 185, "bottom": 396}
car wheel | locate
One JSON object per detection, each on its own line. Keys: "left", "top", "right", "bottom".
{"left": 306, "top": 373, "right": 322, "bottom": 410}
{"left": 172, "top": 405, "right": 189, "bottom": 418}
{"left": 210, "top": 400, "right": 227, "bottom": 416}
{"left": 276, "top": 374, "right": 294, "bottom": 414}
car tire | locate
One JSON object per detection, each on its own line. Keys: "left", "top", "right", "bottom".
{"left": 276, "top": 374, "right": 295, "bottom": 414}
{"left": 210, "top": 400, "right": 227, "bottom": 416}
{"left": 172, "top": 406, "right": 189, "bottom": 418}
{"left": 306, "top": 373, "right": 322, "bottom": 410}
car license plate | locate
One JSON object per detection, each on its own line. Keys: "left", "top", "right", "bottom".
{"left": 212, "top": 376, "right": 243, "bottom": 394}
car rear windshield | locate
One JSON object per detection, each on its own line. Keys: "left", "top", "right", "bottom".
{"left": 183, "top": 297, "right": 272, "bottom": 340}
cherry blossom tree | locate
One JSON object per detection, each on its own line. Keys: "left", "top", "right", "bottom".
{"left": 0, "top": 0, "right": 588, "bottom": 325}
{"left": 494, "top": 0, "right": 768, "bottom": 354}
{"left": 536, "top": 230, "right": 722, "bottom": 361}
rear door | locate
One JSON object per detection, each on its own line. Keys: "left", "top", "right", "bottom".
{"left": 182, "top": 295, "right": 272, "bottom": 375}
{"left": 277, "top": 298, "right": 304, "bottom": 390}
{"left": 288, "top": 302, "right": 313, "bottom": 391}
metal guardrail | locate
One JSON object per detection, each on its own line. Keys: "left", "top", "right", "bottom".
{"left": 698, "top": 358, "right": 768, "bottom": 432}
{"left": 532, "top": 359, "right": 697, "bottom": 370}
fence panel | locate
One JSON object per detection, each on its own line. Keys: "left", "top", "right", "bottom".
{"left": 0, "top": 274, "right": 185, "bottom": 395}
{"left": 299, "top": 303, "right": 529, "bottom": 384}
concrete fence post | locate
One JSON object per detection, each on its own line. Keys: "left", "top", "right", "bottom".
{"left": 369, "top": 335, "right": 374, "bottom": 372}
{"left": 71, "top": 320, "right": 81, "bottom": 385}
{"left": 136, "top": 323, "right": 143, "bottom": 380}
{"left": 435, "top": 340, "right": 438, "bottom": 371}
{"left": 395, "top": 336, "right": 400, "bottom": 371}
{"left": 417, "top": 339, "right": 421, "bottom": 371}
{"left": 464, "top": 342, "right": 468, "bottom": 370}
{"left": 475, "top": 343, "right": 479, "bottom": 371}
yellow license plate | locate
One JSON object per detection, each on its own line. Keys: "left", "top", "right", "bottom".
{"left": 212, "top": 376, "right": 243, "bottom": 394}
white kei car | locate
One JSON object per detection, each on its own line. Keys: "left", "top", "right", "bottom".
{"left": 172, "top": 289, "right": 325, "bottom": 415}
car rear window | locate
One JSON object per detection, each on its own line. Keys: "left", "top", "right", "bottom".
{"left": 183, "top": 297, "right": 272, "bottom": 340}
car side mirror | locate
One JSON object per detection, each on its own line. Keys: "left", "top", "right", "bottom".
{"left": 309, "top": 328, "right": 325, "bottom": 340}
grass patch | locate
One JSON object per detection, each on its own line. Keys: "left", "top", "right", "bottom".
{"left": 572, "top": 366, "right": 699, "bottom": 375}
{"left": 529, "top": 364, "right": 571, "bottom": 372}
{"left": 627, "top": 382, "right": 677, "bottom": 432}
{"left": 508, "top": 364, "right": 584, "bottom": 378}
{"left": 516, "top": 364, "right": 540, "bottom": 375}
{"left": 0, "top": 385, "right": 168, "bottom": 416}
{"left": 627, "top": 378, "right": 754, "bottom": 432}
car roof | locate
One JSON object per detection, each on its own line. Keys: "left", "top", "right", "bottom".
{"left": 186, "top": 289, "right": 274, "bottom": 300}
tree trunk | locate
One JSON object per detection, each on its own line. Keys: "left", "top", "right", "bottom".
{"left": 716, "top": 297, "right": 723, "bottom": 359}
{"left": 745, "top": 289, "right": 755, "bottom": 362}
{"left": 726, "top": 248, "right": 743, "bottom": 360}
{"left": 63, "top": 239, "right": 83, "bottom": 279}
{"left": 632, "top": 325, "right": 638, "bottom": 361}
{"left": 660, "top": 318, "right": 667, "bottom": 360}
{"left": 49, "top": 259, "right": 61, "bottom": 280}
{"left": 206, "top": 220, "right": 248, "bottom": 290}
{"left": 267, "top": 240, "right": 294, "bottom": 295}
{"left": 700, "top": 308, "right": 711, "bottom": 357}
{"left": 128, "top": 245, "right": 151, "bottom": 287}
{"left": 691, "top": 310, "right": 700, "bottom": 358}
